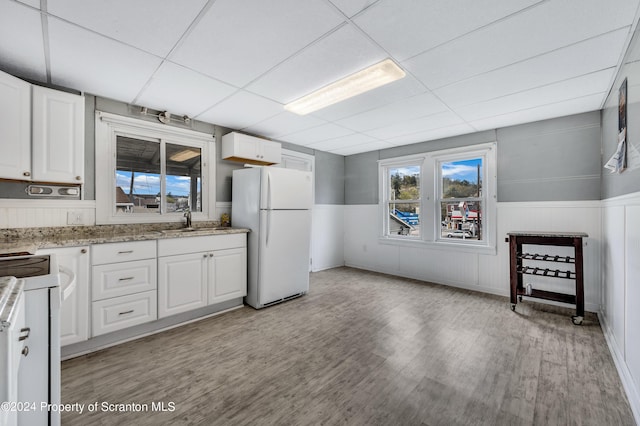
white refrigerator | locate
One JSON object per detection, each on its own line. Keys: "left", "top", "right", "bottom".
{"left": 232, "top": 167, "right": 313, "bottom": 309}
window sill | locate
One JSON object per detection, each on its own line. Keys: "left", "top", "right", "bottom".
{"left": 378, "top": 236, "right": 497, "bottom": 255}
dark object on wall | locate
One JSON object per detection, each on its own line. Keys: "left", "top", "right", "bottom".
{"left": 619, "top": 78, "right": 628, "bottom": 169}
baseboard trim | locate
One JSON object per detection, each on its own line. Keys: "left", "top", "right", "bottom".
{"left": 598, "top": 311, "right": 640, "bottom": 425}
{"left": 344, "top": 262, "right": 599, "bottom": 312}
{"left": 312, "top": 263, "right": 345, "bottom": 273}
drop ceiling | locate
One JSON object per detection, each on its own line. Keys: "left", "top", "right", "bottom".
{"left": 0, "top": 0, "right": 638, "bottom": 156}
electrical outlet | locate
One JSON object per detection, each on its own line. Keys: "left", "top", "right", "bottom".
{"left": 67, "top": 211, "right": 83, "bottom": 225}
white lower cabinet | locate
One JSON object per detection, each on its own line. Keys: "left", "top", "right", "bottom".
{"left": 91, "top": 241, "right": 157, "bottom": 337}
{"left": 37, "top": 246, "right": 90, "bottom": 346}
{"left": 158, "top": 253, "right": 208, "bottom": 318}
{"left": 210, "top": 248, "right": 247, "bottom": 305}
{"left": 92, "top": 291, "right": 157, "bottom": 336}
{"left": 158, "top": 234, "right": 247, "bottom": 319}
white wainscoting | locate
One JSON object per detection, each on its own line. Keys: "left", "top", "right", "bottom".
{"left": 600, "top": 192, "right": 640, "bottom": 423}
{"left": 311, "top": 204, "right": 344, "bottom": 272}
{"left": 0, "top": 199, "right": 96, "bottom": 228}
{"left": 344, "top": 201, "right": 602, "bottom": 312}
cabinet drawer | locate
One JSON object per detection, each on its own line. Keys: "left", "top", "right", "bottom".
{"left": 92, "top": 241, "right": 156, "bottom": 265}
{"left": 92, "top": 259, "right": 157, "bottom": 301}
{"left": 92, "top": 291, "right": 157, "bottom": 337}
{"left": 158, "top": 233, "right": 246, "bottom": 257}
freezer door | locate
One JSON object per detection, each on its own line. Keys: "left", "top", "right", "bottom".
{"left": 258, "top": 209, "right": 311, "bottom": 306}
{"left": 259, "top": 167, "right": 312, "bottom": 210}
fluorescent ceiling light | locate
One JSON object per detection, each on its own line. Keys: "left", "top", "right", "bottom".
{"left": 169, "top": 148, "right": 200, "bottom": 162}
{"left": 284, "top": 59, "right": 406, "bottom": 115}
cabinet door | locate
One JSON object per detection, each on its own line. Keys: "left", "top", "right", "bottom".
{"left": 235, "top": 135, "right": 260, "bottom": 161}
{"left": 209, "top": 248, "right": 247, "bottom": 305}
{"left": 0, "top": 70, "right": 30, "bottom": 180}
{"left": 38, "top": 246, "right": 90, "bottom": 346}
{"left": 259, "top": 139, "right": 281, "bottom": 165}
{"left": 158, "top": 253, "right": 208, "bottom": 318}
{"left": 32, "top": 85, "right": 84, "bottom": 183}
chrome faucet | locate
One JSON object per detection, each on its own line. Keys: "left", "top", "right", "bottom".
{"left": 184, "top": 209, "right": 192, "bottom": 228}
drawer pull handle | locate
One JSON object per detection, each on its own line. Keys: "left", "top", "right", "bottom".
{"left": 22, "top": 346, "right": 29, "bottom": 357}
{"left": 118, "top": 277, "right": 135, "bottom": 281}
{"left": 118, "top": 310, "right": 134, "bottom": 316}
{"left": 118, "top": 250, "right": 134, "bottom": 254}
{"left": 19, "top": 327, "right": 30, "bottom": 341}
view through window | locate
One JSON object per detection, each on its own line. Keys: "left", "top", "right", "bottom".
{"left": 439, "top": 158, "right": 483, "bottom": 241}
{"left": 386, "top": 165, "right": 421, "bottom": 237}
{"left": 115, "top": 136, "right": 202, "bottom": 215}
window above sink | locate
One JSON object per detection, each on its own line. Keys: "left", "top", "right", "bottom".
{"left": 95, "top": 112, "right": 216, "bottom": 225}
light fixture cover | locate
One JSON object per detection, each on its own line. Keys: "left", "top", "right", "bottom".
{"left": 169, "top": 148, "right": 200, "bottom": 162}
{"left": 284, "top": 59, "right": 406, "bottom": 115}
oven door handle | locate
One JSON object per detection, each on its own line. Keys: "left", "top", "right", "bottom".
{"left": 59, "top": 265, "right": 77, "bottom": 302}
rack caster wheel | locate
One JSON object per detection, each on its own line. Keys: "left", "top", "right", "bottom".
{"left": 571, "top": 316, "right": 583, "bottom": 325}
{"left": 510, "top": 304, "right": 516, "bottom": 311}
{"left": 518, "top": 296, "right": 523, "bottom": 302}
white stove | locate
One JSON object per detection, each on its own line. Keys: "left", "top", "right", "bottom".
{"left": 0, "top": 254, "right": 61, "bottom": 426}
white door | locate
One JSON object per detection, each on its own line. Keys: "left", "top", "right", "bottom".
{"left": 0, "top": 70, "right": 30, "bottom": 180}
{"left": 37, "top": 246, "right": 90, "bottom": 346}
{"left": 158, "top": 253, "right": 207, "bottom": 318}
{"left": 259, "top": 167, "right": 313, "bottom": 210}
{"left": 32, "top": 85, "right": 84, "bottom": 184}
{"left": 258, "top": 209, "right": 311, "bottom": 305}
{"left": 209, "top": 248, "right": 247, "bottom": 304}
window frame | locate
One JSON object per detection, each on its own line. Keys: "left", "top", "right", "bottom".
{"left": 379, "top": 155, "right": 425, "bottom": 240}
{"left": 95, "top": 111, "right": 216, "bottom": 225}
{"left": 378, "top": 142, "right": 497, "bottom": 254}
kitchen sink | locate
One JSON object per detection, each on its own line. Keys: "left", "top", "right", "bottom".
{"left": 160, "top": 227, "right": 226, "bottom": 234}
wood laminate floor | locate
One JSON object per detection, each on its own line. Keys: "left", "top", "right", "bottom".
{"left": 61, "top": 267, "right": 635, "bottom": 425}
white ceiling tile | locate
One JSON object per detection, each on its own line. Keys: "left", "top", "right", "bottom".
{"left": 456, "top": 69, "right": 615, "bottom": 122}
{"left": 0, "top": 1, "right": 46, "bottom": 81}
{"left": 434, "top": 28, "right": 629, "bottom": 108}
{"left": 48, "top": 17, "right": 162, "bottom": 102}
{"left": 247, "top": 24, "right": 387, "bottom": 103}
{"left": 170, "top": 0, "right": 344, "bottom": 87}
{"left": 244, "top": 112, "right": 326, "bottom": 139}
{"left": 469, "top": 93, "right": 605, "bottom": 131}
{"left": 16, "top": 0, "right": 39, "bottom": 9}
{"left": 336, "top": 91, "right": 448, "bottom": 132}
{"left": 135, "top": 62, "right": 237, "bottom": 117}
{"left": 196, "top": 90, "right": 283, "bottom": 130}
{"left": 406, "top": 0, "right": 638, "bottom": 89}
{"left": 365, "top": 111, "right": 465, "bottom": 140}
{"left": 328, "top": 0, "right": 379, "bottom": 18}
{"left": 329, "top": 140, "right": 394, "bottom": 155}
{"left": 47, "top": 0, "right": 208, "bottom": 57}
{"left": 281, "top": 123, "right": 354, "bottom": 146}
{"left": 354, "top": 0, "right": 543, "bottom": 61}
{"left": 386, "top": 124, "right": 477, "bottom": 145}
{"left": 307, "top": 133, "right": 379, "bottom": 151}
{"left": 309, "top": 74, "right": 426, "bottom": 121}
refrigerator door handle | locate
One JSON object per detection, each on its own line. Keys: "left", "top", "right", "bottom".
{"left": 267, "top": 172, "right": 272, "bottom": 210}
{"left": 266, "top": 209, "right": 271, "bottom": 247}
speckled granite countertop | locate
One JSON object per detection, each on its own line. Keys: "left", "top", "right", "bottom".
{"left": 0, "top": 276, "right": 24, "bottom": 331}
{"left": 0, "top": 223, "right": 250, "bottom": 254}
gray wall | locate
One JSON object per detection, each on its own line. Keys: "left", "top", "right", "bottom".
{"left": 601, "top": 23, "right": 640, "bottom": 199}
{"left": 84, "top": 95, "right": 345, "bottom": 205}
{"left": 314, "top": 151, "right": 344, "bottom": 205}
{"left": 497, "top": 111, "right": 601, "bottom": 202}
{"left": 344, "top": 112, "right": 602, "bottom": 205}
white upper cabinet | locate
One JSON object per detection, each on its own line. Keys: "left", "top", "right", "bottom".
{"left": 222, "top": 132, "right": 281, "bottom": 165}
{"left": 32, "top": 85, "right": 85, "bottom": 184}
{"left": 0, "top": 70, "right": 31, "bottom": 180}
{"left": 0, "top": 69, "right": 85, "bottom": 184}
